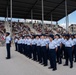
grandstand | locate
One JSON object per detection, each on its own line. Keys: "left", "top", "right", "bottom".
{"left": 0, "top": 20, "right": 66, "bottom": 35}
{"left": 0, "top": 21, "right": 5, "bottom": 46}
{"left": 0, "top": 0, "right": 76, "bottom": 35}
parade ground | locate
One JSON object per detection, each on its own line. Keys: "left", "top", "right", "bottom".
{"left": 0, "top": 46, "right": 76, "bottom": 75}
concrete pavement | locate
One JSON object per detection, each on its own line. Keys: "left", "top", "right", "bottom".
{"left": 0, "top": 46, "right": 76, "bottom": 75}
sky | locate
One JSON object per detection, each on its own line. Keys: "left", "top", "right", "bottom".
{"left": 0, "top": 10, "right": 76, "bottom": 28}
{"left": 58, "top": 10, "right": 76, "bottom": 28}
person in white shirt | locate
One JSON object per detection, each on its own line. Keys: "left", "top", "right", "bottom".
{"left": 60, "top": 34, "right": 66, "bottom": 59}
{"left": 5, "top": 32, "right": 11, "bottom": 59}
{"left": 48, "top": 34, "right": 57, "bottom": 71}
{"left": 73, "top": 34, "right": 76, "bottom": 62}
{"left": 17, "top": 36, "right": 22, "bottom": 53}
{"left": 40, "top": 34, "right": 48, "bottom": 66}
{"left": 63, "top": 34, "right": 74, "bottom": 68}
{"left": 31, "top": 35, "right": 37, "bottom": 61}
{"left": 55, "top": 34, "right": 62, "bottom": 64}
{"left": 45, "top": 35, "right": 50, "bottom": 60}
{"left": 27, "top": 35, "right": 32, "bottom": 59}
{"left": 21, "top": 36, "right": 25, "bottom": 54}
{"left": 36, "top": 35, "right": 42, "bottom": 63}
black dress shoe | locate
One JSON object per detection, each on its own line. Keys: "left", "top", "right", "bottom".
{"left": 56, "top": 61, "right": 59, "bottom": 63}
{"left": 48, "top": 67, "right": 53, "bottom": 69}
{"left": 74, "top": 61, "right": 76, "bottom": 62}
{"left": 70, "top": 65, "right": 73, "bottom": 68}
{"left": 6, "top": 57, "right": 10, "bottom": 59}
{"left": 52, "top": 68, "right": 57, "bottom": 71}
{"left": 44, "top": 64, "right": 47, "bottom": 66}
{"left": 63, "top": 64, "right": 68, "bottom": 66}
{"left": 58, "top": 62, "right": 62, "bottom": 64}
{"left": 41, "top": 63, "right": 44, "bottom": 65}
{"left": 39, "top": 61, "right": 42, "bottom": 63}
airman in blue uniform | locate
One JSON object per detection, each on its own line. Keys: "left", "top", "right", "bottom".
{"left": 31, "top": 35, "right": 37, "bottom": 61}
{"left": 6, "top": 32, "right": 11, "bottom": 59}
{"left": 40, "top": 34, "right": 48, "bottom": 66}
{"left": 64, "top": 34, "right": 74, "bottom": 68}
{"left": 48, "top": 34, "right": 57, "bottom": 71}
{"left": 55, "top": 34, "right": 62, "bottom": 64}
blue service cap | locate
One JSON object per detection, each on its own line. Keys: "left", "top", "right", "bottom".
{"left": 41, "top": 34, "right": 46, "bottom": 36}
{"left": 62, "top": 34, "right": 66, "bottom": 36}
{"left": 49, "top": 34, "right": 54, "bottom": 39}
{"left": 65, "top": 34, "right": 70, "bottom": 37}
{"left": 55, "top": 34, "right": 60, "bottom": 38}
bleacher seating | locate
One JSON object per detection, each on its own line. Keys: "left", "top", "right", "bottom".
{"left": 0, "top": 20, "right": 66, "bottom": 36}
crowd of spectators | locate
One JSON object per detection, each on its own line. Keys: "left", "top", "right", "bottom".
{"left": 0, "top": 21, "right": 6, "bottom": 34}
{"left": 12, "top": 22, "right": 35, "bottom": 36}
{"left": 33, "top": 23, "right": 54, "bottom": 34}
{"left": 0, "top": 21, "right": 6, "bottom": 46}
{"left": 33, "top": 23, "right": 42, "bottom": 33}
{"left": 0, "top": 20, "right": 66, "bottom": 36}
{"left": 12, "top": 22, "right": 66, "bottom": 35}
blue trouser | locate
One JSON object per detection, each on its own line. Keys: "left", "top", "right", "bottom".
{"left": 22, "top": 44, "right": 25, "bottom": 54}
{"left": 24, "top": 44, "right": 27, "bottom": 55}
{"left": 62, "top": 44, "right": 66, "bottom": 58}
{"left": 41, "top": 46, "right": 47, "bottom": 65}
{"left": 61, "top": 44, "right": 64, "bottom": 58}
{"left": 18, "top": 44, "right": 21, "bottom": 52}
{"left": 22, "top": 44, "right": 24, "bottom": 54}
{"left": 57, "top": 46, "right": 62, "bottom": 64}
{"left": 65, "top": 47, "right": 73, "bottom": 66}
{"left": 17, "top": 44, "right": 19, "bottom": 52}
{"left": 15, "top": 43, "right": 18, "bottom": 51}
{"left": 37, "top": 46, "right": 41, "bottom": 62}
{"left": 20, "top": 44, "right": 23, "bottom": 53}
{"left": 27, "top": 45, "right": 32, "bottom": 58}
{"left": 6, "top": 43, "right": 11, "bottom": 58}
{"left": 74, "top": 45, "right": 76, "bottom": 62}
{"left": 32, "top": 45, "right": 37, "bottom": 60}
{"left": 18, "top": 44, "right": 22, "bottom": 53}
{"left": 49, "top": 49, "right": 57, "bottom": 69}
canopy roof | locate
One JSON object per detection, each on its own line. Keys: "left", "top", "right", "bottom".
{"left": 0, "top": 0, "right": 76, "bottom": 21}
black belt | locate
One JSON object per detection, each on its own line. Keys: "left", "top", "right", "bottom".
{"left": 41, "top": 46, "right": 46, "bottom": 47}
{"left": 66, "top": 47, "right": 72, "bottom": 48}
{"left": 6, "top": 43, "right": 10, "bottom": 44}
{"left": 32, "top": 45, "right": 36, "bottom": 46}
{"left": 49, "top": 49, "right": 55, "bottom": 50}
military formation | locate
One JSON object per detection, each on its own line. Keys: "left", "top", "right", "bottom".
{"left": 13, "top": 33, "right": 76, "bottom": 71}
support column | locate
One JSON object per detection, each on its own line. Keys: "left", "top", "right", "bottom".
{"left": 65, "top": 0, "right": 69, "bottom": 32}
{"left": 4, "top": 17, "right": 6, "bottom": 27}
{"left": 31, "top": 10, "right": 33, "bottom": 27}
{"left": 5, "top": 6, "right": 9, "bottom": 32}
{"left": 10, "top": 0, "right": 12, "bottom": 37}
{"left": 42, "top": 0, "right": 44, "bottom": 33}
{"left": 51, "top": 13, "right": 53, "bottom": 29}
{"left": 51, "top": 13, "right": 53, "bottom": 26}
{"left": 7, "top": 6, "right": 8, "bottom": 22}
{"left": 56, "top": 21, "right": 58, "bottom": 25}
{"left": 5, "top": 17, "right": 6, "bottom": 22}
{"left": 56, "top": 21, "right": 58, "bottom": 28}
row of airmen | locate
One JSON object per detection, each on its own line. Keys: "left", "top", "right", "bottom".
{"left": 14, "top": 34, "right": 76, "bottom": 71}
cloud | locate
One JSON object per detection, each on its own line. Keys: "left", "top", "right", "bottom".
{"left": 59, "top": 22, "right": 76, "bottom": 29}
{"left": 59, "top": 23, "right": 66, "bottom": 29}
